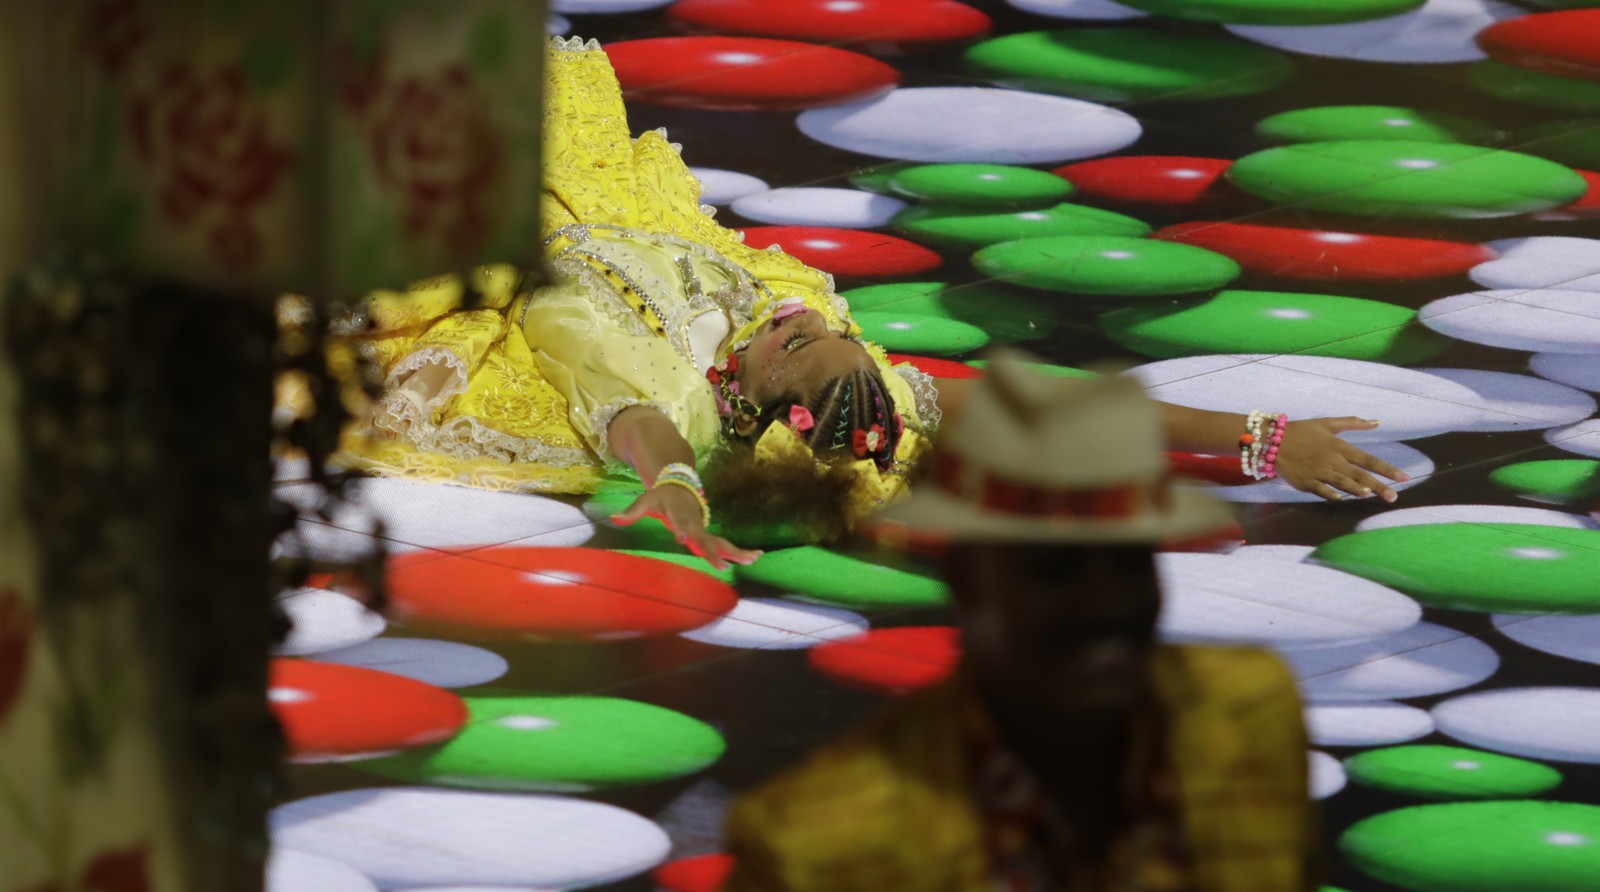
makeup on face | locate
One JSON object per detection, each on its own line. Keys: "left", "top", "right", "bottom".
{"left": 737, "top": 308, "right": 873, "bottom": 404}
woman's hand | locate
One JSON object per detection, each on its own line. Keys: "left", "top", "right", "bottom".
{"left": 611, "top": 485, "right": 763, "bottom": 571}
{"left": 1274, "top": 417, "right": 1411, "bottom": 502}
{"left": 605, "top": 404, "right": 761, "bottom": 570}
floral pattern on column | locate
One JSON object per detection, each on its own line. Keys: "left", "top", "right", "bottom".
{"left": 0, "top": 590, "right": 29, "bottom": 730}
{"left": 365, "top": 65, "right": 503, "bottom": 257}
{"left": 127, "top": 63, "right": 294, "bottom": 270}
{"left": 16, "top": 846, "right": 152, "bottom": 892}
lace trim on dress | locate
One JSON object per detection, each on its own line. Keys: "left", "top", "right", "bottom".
{"left": 649, "top": 126, "right": 684, "bottom": 155}
{"left": 370, "top": 389, "right": 429, "bottom": 442}
{"left": 667, "top": 282, "right": 759, "bottom": 369}
{"left": 546, "top": 254, "right": 654, "bottom": 337}
{"left": 550, "top": 35, "right": 602, "bottom": 52}
{"left": 369, "top": 347, "right": 470, "bottom": 444}
{"left": 385, "top": 347, "right": 470, "bottom": 413}
{"left": 894, "top": 365, "right": 943, "bottom": 432}
{"left": 370, "top": 387, "right": 596, "bottom": 470}
{"left": 429, "top": 414, "right": 596, "bottom": 469}
{"left": 370, "top": 346, "right": 597, "bottom": 469}
{"left": 547, "top": 223, "right": 765, "bottom": 367}
{"left": 590, "top": 397, "right": 680, "bottom": 463}
{"left": 709, "top": 280, "right": 757, "bottom": 329}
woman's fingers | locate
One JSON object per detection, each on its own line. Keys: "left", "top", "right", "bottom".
{"left": 1310, "top": 481, "right": 1344, "bottom": 502}
{"left": 1319, "top": 416, "right": 1381, "bottom": 434}
{"left": 609, "top": 497, "right": 654, "bottom": 527}
{"left": 721, "top": 541, "right": 763, "bottom": 566}
{"left": 1347, "top": 466, "right": 1398, "bottom": 502}
{"left": 1359, "top": 476, "right": 1398, "bottom": 503}
{"left": 1322, "top": 469, "right": 1379, "bottom": 501}
{"left": 1341, "top": 441, "right": 1411, "bottom": 483}
{"left": 685, "top": 533, "right": 761, "bottom": 571}
{"left": 686, "top": 536, "right": 731, "bottom": 571}
{"left": 612, "top": 489, "right": 762, "bottom": 570}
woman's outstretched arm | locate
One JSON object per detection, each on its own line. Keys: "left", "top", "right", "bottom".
{"left": 1158, "top": 403, "right": 1410, "bottom": 502}
{"left": 931, "top": 376, "right": 1409, "bottom": 502}
{"left": 606, "top": 405, "right": 763, "bottom": 569}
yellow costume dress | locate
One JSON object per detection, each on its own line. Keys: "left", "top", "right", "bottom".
{"left": 336, "top": 37, "right": 938, "bottom": 497}
{"left": 724, "top": 647, "right": 1319, "bottom": 892}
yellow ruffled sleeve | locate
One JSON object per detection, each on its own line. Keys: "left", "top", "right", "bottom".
{"left": 520, "top": 286, "right": 722, "bottom": 462}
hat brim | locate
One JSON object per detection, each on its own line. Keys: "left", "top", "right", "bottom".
{"left": 866, "top": 481, "right": 1235, "bottom": 545}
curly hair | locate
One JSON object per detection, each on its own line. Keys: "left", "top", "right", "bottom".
{"left": 704, "top": 367, "right": 903, "bottom": 543}
{"left": 701, "top": 443, "right": 861, "bottom": 544}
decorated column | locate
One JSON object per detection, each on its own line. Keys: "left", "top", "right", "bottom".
{"left": 0, "top": 3, "right": 547, "bottom": 892}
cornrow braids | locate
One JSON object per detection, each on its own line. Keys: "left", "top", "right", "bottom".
{"left": 829, "top": 378, "right": 852, "bottom": 449}
{"left": 710, "top": 367, "right": 904, "bottom": 544}
{"left": 740, "top": 368, "right": 902, "bottom": 471}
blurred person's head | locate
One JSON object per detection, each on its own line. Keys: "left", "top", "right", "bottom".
{"left": 868, "top": 352, "right": 1232, "bottom": 722}
{"left": 945, "top": 541, "right": 1162, "bottom": 719}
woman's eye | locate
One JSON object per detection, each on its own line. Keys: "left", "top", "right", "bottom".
{"left": 783, "top": 333, "right": 806, "bottom": 352}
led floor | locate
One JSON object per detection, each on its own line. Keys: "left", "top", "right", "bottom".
{"left": 270, "top": 2, "right": 1600, "bottom": 890}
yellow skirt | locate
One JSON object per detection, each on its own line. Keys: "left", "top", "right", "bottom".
{"left": 284, "top": 39, "right": 868, "bottom": 495}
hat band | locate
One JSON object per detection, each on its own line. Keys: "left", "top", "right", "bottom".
{"left": 935, "top": 454, "right": 1157, "bottom": 520}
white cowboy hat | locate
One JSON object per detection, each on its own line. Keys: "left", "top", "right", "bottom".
{"left": 869, "top": 349, "right": 1233, "bottom": 543}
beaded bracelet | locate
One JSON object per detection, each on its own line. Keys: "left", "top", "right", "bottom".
{"left": 652, "top": 462, "right": 711, "bottom": 529}
{"left": 1260, "top": 413, "right": 1287, "bottom": 480}
{"left": 655, "top": 461, "right": 703, "bottom": 490}
{"left": 1240, "top": 410, "right": 1266, "bottom": 479}
{"left": 1240, "top": 411, "right": 1288, "bottom": 480}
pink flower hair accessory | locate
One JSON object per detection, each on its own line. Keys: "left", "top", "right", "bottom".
{"left": 788, "top": 405, "right": 815, "bottom": 432}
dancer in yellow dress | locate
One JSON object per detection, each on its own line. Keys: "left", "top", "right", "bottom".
{"left": 337, "top": 37, "right": 937, "bottom": 567}
{"left": 331, "top": 37, "right": 1410, "bottom": 569}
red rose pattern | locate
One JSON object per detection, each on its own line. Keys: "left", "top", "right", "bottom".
{"left": 17, "top": 845, "right": 151, "bottom": 892}
{"left": 128, "top": 63, "right": 293, "bottom": 270}
{"left": 79, "top": 846, "right": 152, "bottom": 892}
{"left": 364, "top": 65, "right": 503, "bottom": 256}
{"left": 0, "top": 587, "right": 30, "bottom": 729}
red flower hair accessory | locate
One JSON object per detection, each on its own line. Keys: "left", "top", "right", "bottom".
{"left": 788, "top": 405, "right": 815, "bottom": 432}
{"left": 853, "top": 424, "right": 886, "bottom": 458}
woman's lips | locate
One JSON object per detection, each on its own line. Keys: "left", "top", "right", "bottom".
{"left": 771, "top": 300, "right": 809, "bottom": 325}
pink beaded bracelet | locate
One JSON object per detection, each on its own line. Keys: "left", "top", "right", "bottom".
{"left": 1259, "top": 413, "right": 1287, "bottom": 480}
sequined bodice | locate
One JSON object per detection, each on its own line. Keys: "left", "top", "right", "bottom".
{"left": 544, "top": 223, "right": 766, "bottom": 371}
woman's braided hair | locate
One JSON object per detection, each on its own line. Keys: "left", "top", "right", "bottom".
{"left": 703, "top": 367, "right": 903, "bottom": 543}
{"left": 765, "top": 367, "right": 902, "bottom": 469}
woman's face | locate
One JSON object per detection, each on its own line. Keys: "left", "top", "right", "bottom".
{"left": 734, "top": 306, "right": 877, "bottom": 409}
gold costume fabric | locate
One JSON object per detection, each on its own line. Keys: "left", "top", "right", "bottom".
{"left": 335, "top": 40, "right": 937, "bottom": 494}
{"left": 724, "top": 646, "right": 1319, "bottom": 892}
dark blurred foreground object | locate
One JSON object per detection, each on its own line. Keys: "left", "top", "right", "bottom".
{"left": 0, "top": 2, "right": 545, "bottom": 890}
{"left": 725, "top": 354, "right": 1319, "bottom": 892}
